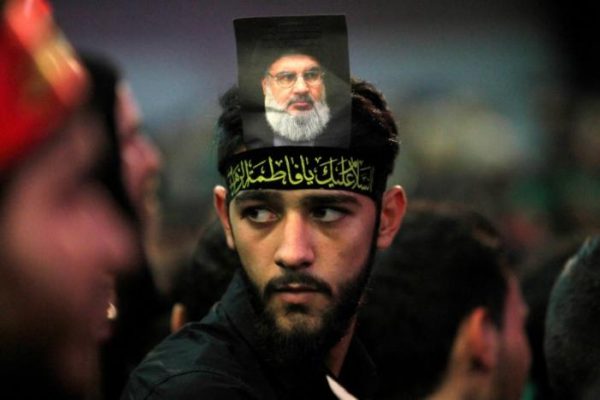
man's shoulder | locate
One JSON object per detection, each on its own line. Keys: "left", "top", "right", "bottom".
{"left": 121, "top": 366, "right": 260, "bottom": 400}
{"left": 121, "top": 317, "right": 272, "bottom": 400}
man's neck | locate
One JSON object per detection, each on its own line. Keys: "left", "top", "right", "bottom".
{"left": 325, "top": 317, "right": 356, "bottom": 377}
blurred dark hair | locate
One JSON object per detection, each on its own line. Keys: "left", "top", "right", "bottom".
{"left": 545, "top": 236, "right": 600, "bottom": 400}
{"left": 359, "top": 201, "right": 512, "bottom": 399}
{"left": 172, "top": 218, "right": 241, "bottom": 322}
{"left": 79, "top": 51, "right": 138, "bottom": 225}
{"left": 521, "top": 234, "right": 586, "bottom": 400}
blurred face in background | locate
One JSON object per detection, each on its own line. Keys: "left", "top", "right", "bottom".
{"left": 115, "top": 82, "right": 162, "bottom": 230}
{"left": 0, "top": 109, "right": 138, "bottom": 394}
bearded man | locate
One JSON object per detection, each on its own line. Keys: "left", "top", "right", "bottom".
{"left": 122, "top": 15, "right": 405, "bottom": 400}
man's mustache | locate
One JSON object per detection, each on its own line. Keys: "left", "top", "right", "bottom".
{"left": 264, "top": 271, "right": 332, "bottom": 300}
{"left": 287, "top": 94, "right": 314, "bottom": 108}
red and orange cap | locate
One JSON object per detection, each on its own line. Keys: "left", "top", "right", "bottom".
{"left": 0, "top": 0, "right": 88, "bottom": 172}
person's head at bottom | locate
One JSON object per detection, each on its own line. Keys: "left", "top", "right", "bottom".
{"left": 361, "top": 202, "right": 531, "bottom": 400}
{"left": 214, "top": 78, "right": 407, "bottom": 373}
{"left": 545, "top": 236, "right": 600, "bottom": 400}
{"left": 0, "top": 1, "right": 138, "bottom": 397}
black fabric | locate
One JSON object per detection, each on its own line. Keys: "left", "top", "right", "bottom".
{"left": 1, "top": 349, "right": 81, "bottom": 400}
{"left": 121, "top": 270, "right": 377, "bottom": 400}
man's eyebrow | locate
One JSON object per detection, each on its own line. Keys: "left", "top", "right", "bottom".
{"left": 302, "top": 193, "right": 361, "bottom": 207}
{"left": 233, "top": 190, "right": 283, "bottom": 204}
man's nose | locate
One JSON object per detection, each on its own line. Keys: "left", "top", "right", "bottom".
{"left": 139, "top": 135, "right": 162, "bottom": 175}
{"left": 291, "top": 75, "right": 309, "bottom": 94}
{"left": 274, "top": 213, "right": 315, "bottom": 270}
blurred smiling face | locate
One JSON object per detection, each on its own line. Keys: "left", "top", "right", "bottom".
{"left": 0, "top": 110, "right": 138, "bottom": 393}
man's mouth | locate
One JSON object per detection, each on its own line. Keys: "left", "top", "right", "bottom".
{"left": 90, "top": 282, "right": 117, "bottom": 342}
{"left": 264, "top": 272, "right": 333, "bottom": 303}
{"left": 274, "top": 283, "right": 321, "bottom": 293}
{"left": 288, "top": 101, "right": 313, "bottom": 111}
{"left": 270, "top": 282, "right": 329, "bottom": 304}
{"left": 287, "top": 96, "right": 314, "bottom": 112}
{"left": 274, "top": 288, "right": 322, "bottom": 304}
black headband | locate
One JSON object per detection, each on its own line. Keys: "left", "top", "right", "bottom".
{"left": 225, "top": 15, "right": 388, "bottom": 201}
{"left": 223, "top": 146, "right": 387, "bottom": 200}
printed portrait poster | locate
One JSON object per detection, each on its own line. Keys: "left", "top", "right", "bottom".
{"left": 234, "top": 15, "right": 351, "bottom": 150}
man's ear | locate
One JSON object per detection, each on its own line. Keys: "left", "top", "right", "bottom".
{"left": 463, "top": 307, "right": 500, "bottom": 371}
{"left": 213, "top": 185, "right": 235, "bottom": 250}
{"left": 261, "top": 77, "right": 268, "bottom": 96}
{"left": 376, "top": 185, "right": 407, "bottom": 249}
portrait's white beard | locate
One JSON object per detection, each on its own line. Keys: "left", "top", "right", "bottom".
{"left": 264, "top": 86, "right": 331, "bottom": 142}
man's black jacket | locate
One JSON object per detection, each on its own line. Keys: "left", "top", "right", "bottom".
{"left": 121, "top": 270, "right": 377, "bottom": 400}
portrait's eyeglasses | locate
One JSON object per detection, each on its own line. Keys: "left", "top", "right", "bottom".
{"left": 267, "top": 68, "right": 324, "bottom": 88}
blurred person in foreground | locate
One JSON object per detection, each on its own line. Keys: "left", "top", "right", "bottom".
{"left": 80, "top": 53, "right": 170, "bottom": 400}
{"left": 360, "top": 202, "right": 530, "bottom": 400}
{"left": 545, "top": 236, "right": 600, "bottom": 400}
{"left": 0, "top": 0, "right": 138, "bottom": 397}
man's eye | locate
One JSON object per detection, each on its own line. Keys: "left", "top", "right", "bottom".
{"left": 243, "top": 208, "right": 278, "bottom": 223}
{"left": 303, "top": 72, "right": 317, "bottom": 81}
{"left": 276, "top": 72, "right": 296, "bottom": 85}
{"left": 312, "top": 208, "right": 345, "bottom": 222}
{"left": 303, "top": 70, "right": 320, "bottom": 82}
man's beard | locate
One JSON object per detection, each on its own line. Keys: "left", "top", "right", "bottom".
{"left": 241, "top": 248, "right": 376, "bottom": 368}
{"left": 264, "top": 86, "right": 331, "bottom": 142}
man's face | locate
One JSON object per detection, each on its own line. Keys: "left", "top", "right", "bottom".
{"left": 116, "top": 82, "right": 162, "bottom": 229}
{"left": 226, "top": 189, "right": 377, "bottom": 339}
{"left": 492, "top": 273, "right": 531, "bottom": 400}
{"left": 262, "top": 54, "right": 325, "bottom": 116}
{"left": 0, "top": 110, "right": 138, "bottom": 393}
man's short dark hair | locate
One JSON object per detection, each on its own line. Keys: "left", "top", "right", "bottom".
{"left": 359, "top": 201, "right": 511, "bottom": 399}
{"left": 521, "top": 235, "right": 586, "bottom": 400}
{"left": 545, "top": 236, "right": 600, "bottom": 400}
{"left": 215, "top": 77, "right": 399, "bottom": 181}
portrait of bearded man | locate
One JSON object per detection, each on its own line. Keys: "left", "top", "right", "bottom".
{"left": 262, "top": 53, "right": 331, "bottom": 145}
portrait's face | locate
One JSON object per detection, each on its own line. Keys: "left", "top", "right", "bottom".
{"left": 262, "top": 54, "right": 325, "bottom": 115}
{"left": 116, "top": 82, "right": 162, "bottom": 228}
{"left": 493, "top": 273, "right": 531, "bottom": 400}
{"left": 218, "top": 188, "right": 378, "bottom": 340}
{"left": 261, "top": 54, "right": 330, "bottom": 143}
{"left": 0, "top": 110, "right": 138, "bottom": 393}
